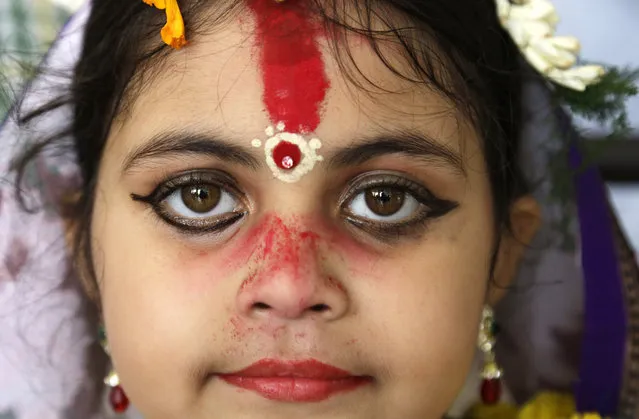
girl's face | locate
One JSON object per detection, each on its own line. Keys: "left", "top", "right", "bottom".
{"left": 91, "top": 14, "right": 510, "bottom": 419}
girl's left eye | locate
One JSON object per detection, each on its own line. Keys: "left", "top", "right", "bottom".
{"left": 347, "top": 187, "right": 420, "bottom": 222}
{"left": 340, "top": 172, "right": 458, "bottom": 240}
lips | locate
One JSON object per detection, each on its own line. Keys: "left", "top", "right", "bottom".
{"left": 218, "top": 359, "right": 371, "bottom": 402}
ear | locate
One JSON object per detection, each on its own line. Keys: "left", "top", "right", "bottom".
{"left": 487, "top": 194, "right": 542, "bottom": 305}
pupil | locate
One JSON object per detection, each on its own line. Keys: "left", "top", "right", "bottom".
{"left": 365, "top": 187, "right": 405, "bottom": 216}
{"left": 194, "top": 188, "right": 208, "bottom": 200}
{"left": 181, "top": 185, "right": 220, "bottom": 213}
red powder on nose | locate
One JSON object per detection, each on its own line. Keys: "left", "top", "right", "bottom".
{"left": 240, "top": 271, "right": 258, "bottom": 291}
{"left": 248, "top": 0, "right": 329, "bottom": 133}
{"left": 326, "top": 276, "right": 346, "bottom": 293}
{"left": 235, "top": 215, "right": 322, "bottom": 289}
{"left": 273, "top": 141, "right": 302, "bottom": 169}
{"left": 300, "top": 230, "right": 320, "bottom": 241}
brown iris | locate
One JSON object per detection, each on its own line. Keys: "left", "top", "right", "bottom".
{"left": 180, "top": 185, "right": 220, "bottom": 213}
{"left": 365, "top": 187, "right": 405, "bottom": 216}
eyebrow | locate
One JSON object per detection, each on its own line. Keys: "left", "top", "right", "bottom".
{"left": 328, "top": 131, "right": 465, "bottom": 176}
{"left": 122, "top": 129, "right": 464, "bottom": 176}
{"left": 122, "top": 130, "right": 261, "bottom": 174}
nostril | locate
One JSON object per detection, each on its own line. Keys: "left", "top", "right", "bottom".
{"left": 310, "top": 304, "right": 330, "bottom": 312}
{"left": 252, "top": 302, "right": 271, "bottom": 310}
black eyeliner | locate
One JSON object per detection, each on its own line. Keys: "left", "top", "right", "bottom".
{"left": 157, "top": 210, "right": 246, "bottom": 234}
{"left": 340, "top": 171, "right": 459, "bottom": 242}
{"left": 131, "top": 169, "right": 246, "bottom": 234}
{"left": 344, "top": 215, "right": 431, "bottom": 243}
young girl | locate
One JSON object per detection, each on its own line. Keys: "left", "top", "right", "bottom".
{"left": 0, "top": 0, "right": 635, "bottom": 418}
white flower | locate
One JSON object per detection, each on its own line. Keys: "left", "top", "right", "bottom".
{"left": 547, "top": 65, "right": 607, "bottom": 91}
{"left": 496, "top": 0, "right": 605, "bottom": 91}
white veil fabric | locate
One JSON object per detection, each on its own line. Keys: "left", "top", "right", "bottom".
{"left": 0, "top": 5, "right": 110, "bottom": 419}
{"left": 0, "top": 3, "right": 633, "bottom": 418}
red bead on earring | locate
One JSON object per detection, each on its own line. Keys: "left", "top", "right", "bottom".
{"left": 109, "top": 385, "right": 130, "bottom": 413}
{"left": 101, "top": 326, "right": 130, "bottom": 414}
{"left": 478, "top": 306, "right": 502, "bottom": 405}
{"left": 480, "top": 377, "right": 501, "bottom": 404}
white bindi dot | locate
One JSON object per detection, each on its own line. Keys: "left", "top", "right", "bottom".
{"left": 265, "top": 126, "right": 275, "bottom": 136}
{"left": 251, "top": 139, "right": 262, "bottom": 148}
{"left": 309, "top": 138, "right": 322, "bottom": 150}
{"left": 281, "top": 156, "right": 295, "bottom": 169}
{"left": 276, "top": 121, "right": 286, "bottom": 132}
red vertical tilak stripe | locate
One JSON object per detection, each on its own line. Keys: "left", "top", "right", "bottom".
{"left": 248, "top": 0, "right": 329, "bottom": 134}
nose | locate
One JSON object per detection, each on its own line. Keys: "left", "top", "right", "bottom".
{"left": 236, "top": 218, "right": 349, "bottom": 322}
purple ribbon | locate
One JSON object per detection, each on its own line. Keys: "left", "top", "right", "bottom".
{"left": 565, "top": 111, "right": 626, "bottom": 415}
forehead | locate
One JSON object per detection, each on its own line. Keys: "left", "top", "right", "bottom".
{"left": 115, "top": 11, "right": 474, "bottom": 157}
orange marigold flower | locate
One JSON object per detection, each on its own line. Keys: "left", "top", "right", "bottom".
{"left": 143, "top": 0, "right": 187, "bottom": 49}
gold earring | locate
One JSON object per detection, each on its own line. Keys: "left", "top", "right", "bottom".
{"left": 478, "top": 306, "right": 502, "bottom": 405}
{"left": 100, "top": 326, "right": 130, "bottom": 414}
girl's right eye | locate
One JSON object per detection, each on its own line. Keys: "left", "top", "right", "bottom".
{"left": 165, "top": 185, "right": 234, "bottom": 219}
{"left": 131, "top": 170, "right": 247, "bottom": 234}
{"left": 163, "top": 183, "right": 241, "bottom": 222}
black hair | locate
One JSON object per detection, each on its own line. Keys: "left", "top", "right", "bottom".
{"left": 11, "top": 0, "right": 528, "bottom": 296}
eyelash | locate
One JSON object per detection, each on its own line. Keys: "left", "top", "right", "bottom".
{"left": 131, "top": 169, "right": 458, "bottom": 240}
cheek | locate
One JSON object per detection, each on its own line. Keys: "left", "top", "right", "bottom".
{"left": 91, "top": 186, "right": 219, "bottom": 381}
{"left": 364, "top": 236, "right": 489, "bottom": 356}
{"left": 356, "top": 208, "right": 493, "bottom": 405}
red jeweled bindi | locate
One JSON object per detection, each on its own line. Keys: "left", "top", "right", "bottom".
{"left": 273, "top": 141, "right": 302, "bottom": 170}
